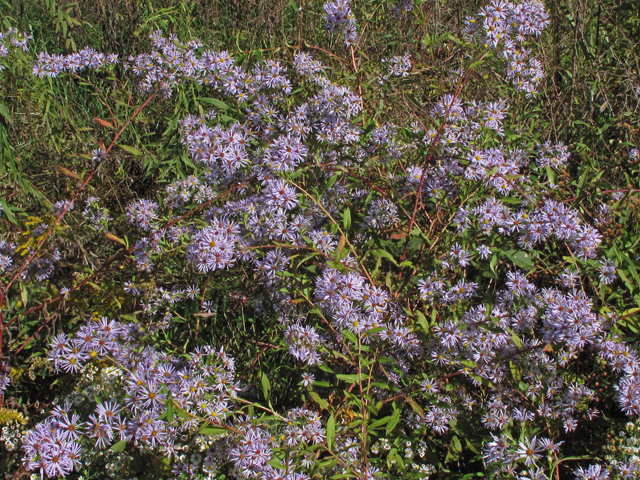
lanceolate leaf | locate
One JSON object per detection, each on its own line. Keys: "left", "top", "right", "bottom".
{"left": 326, "top": 413, "right": 335, "bottom": 450}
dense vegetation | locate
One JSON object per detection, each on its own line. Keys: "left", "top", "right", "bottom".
{"left": 1, "top": 0, "right": 640, "bottom": 478}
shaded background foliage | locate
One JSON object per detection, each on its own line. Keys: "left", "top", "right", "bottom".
{"left": 0, "top": 0, "right": 640, "bottom": 478}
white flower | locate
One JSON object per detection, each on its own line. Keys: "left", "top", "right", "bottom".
{"left": 516, "top": 436, "right": 544, "bottom": 466}
{"left": 300, "top": 372, "right": 315, "bottom": 387}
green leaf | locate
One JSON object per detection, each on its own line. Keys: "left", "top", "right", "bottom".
{"left": 0, "top": 103, "right": 11, "bottom": 124}
{"left": 110, "top": 440, "right": 127, "bottom": 452}
{"left": 407, "top": 397, "right": 425, "bottom": 419}
{"left": 386, "top": 407, "right": 401, "bottom": 435}
{"left": 0, "top": 198, "right": 17, "bottom": 225}
{"left": 482, "top": 268, "right": 498, "bottom": 279}
{"left": 465, "top": 438, "right": 481, "bottom": 454}
{"left": 336, "top": 374, "right": 360, "bottom": 384}
{"left": 197, "top": 97, "right": 230, "bottom": 110}
{"left": 365, "top": 326, "right": 385, "bottom": 335}
{"left": 369, "top": 415, "right": 391, "bottom": 430}
{"left": 617, "top": 245, "right": 640, "bottom": 287}
{"left": 175, "top": 407, "right": 194, "bottom": 420}
{"left": 165, "top": 394, "right": 174, "bottom": 422}
{"left": 506, "top": 327, "right": 522, "bottom": 348}
{"left": 219, "top": 114, "right": 236, "bottom": 123}
{"left": 545, "top": 166, "right": 557, "bottom": 184}
{"left": 386, "top": 448, "right": 398, "bottom": 469}
{"left": 326, "top": 413, "right": 335, "bottom": 450}
{"left": 447, "top": 34, "right": 463, "bottom": 45}
{"left": 577, "top": 169, "right": 589, "bottom": 195}
{"left": 451, "top": 435, "right": 462, "bottom": 453}
{"left": 503, "top": 250, "right": 534, "bottom": 269}
{"left": 490, "top": 253, "right": 498, "bottom": 274}
{"left": 469, "top": 58, "right": 486, "bottom": 70}
{"left": 343, "top": 207, "right": 351, "bottom": 230}
{"left": 374, "top": 249, "right": 398, "bottom": 266}
{"left": 415, "top": 311, "right": 429, "bottom": 333}
{"left": 261, "top": 372, "right": 271, "bottom": 401}
{"left": 119, "top": 144, "right": 143, "bottom": 156}
{"left": 325, "top": 173, "right": 339, "bottom": 191}
{"left": 392, "top": 450, "right": 406, "bottom": 470}
{"left": 509, "top": 361, "right": 521, "bottom": 382}
{"left": 343, "top": 330, "right": 358, "bottom": 344}
{"left": 309, "top": 390, "right": 328, "bottom": 409}
{"left": 200, "top": 427, "right": 229, "bottom": 436}
{"left": 618, "top": 269, "right": 634, "bottom": 293}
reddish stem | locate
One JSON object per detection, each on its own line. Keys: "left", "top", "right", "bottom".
{"left": 398, "top": 55, "right": 487, "bottom": 276}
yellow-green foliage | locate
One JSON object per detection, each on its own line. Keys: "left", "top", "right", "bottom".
{"left": 0, "top": 407, "right": 27, "bottom": 425}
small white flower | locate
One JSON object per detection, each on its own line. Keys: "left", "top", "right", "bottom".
{"left": 300, "top": 372, "right": 314, "bottom": 387}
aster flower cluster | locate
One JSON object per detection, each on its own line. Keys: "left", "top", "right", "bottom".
{"left": 484, "top": 434, "right": 565, "bottom": 477}
{"left": 28, "top": 318, "right": 242, "bottom": 477}
{"left": 315, "top": 266, "right": 421, "bottom": 357}
{"left": 24, "top": 316, "right": 345, "bottom": 479}
{"left": 417, "top": 260, "right": 624, "bottom": 437}
{"left": 186, "top": 217, "right": 240, "bottom": 272}
{"left": 127, "top": 32, "right": 204, "bottom": 97}
{"left": 53, "top": 199, "right": 74, "bottom": 217}
{"left": 126, "top": 199, "right": 159, "bottom": 230}
{"left": 465, "top": 197, "right": 602, "bottom": 259}
{"left": 164, "top": 174, "right": 217, "bottom": 208}
{"left": 323, "top": 0, "right": 359, "bottom": 46}
{"left": 82, "top": 197, "right": 112, "bottom": 230}
{"left": 284, "top": 322, "right": 323, "bottom": 366}
{"left": 536, "top": 140, "right": 571, "bottom": 169}
{"left": 363, "top": 198, "right": 399, "bottom": 229}
{"left": 367, "top": 123, "right": 412, "bottom": 164}
{"left": 33, "top": 47, "right": 118, "bottom": 78}
{"left": 573, "top": 464, "right": 610, "bottom": 480}
{"left": 3, "top": 1, "right": 637, "bottom": 478}
{"left": 418, "top": 275, "right": 478, "bottom": 305}
{"left": 464, "top": 145, "right": 527, "bottom": 194}
{"left": 128, "top": 282, "right": 202, "bottom": 328}
{"left": 398, "top": 96, "right": 516, "bottom": 202}
{"left": 0, "top": 239, "right": 15, "bottom": 274}
{"left": 25, "top": 35, "right": 435, "bottom": 467}
{"left": 599, "top": 260, "right": 617, "bottom": 285}
{"left": 0, "top": 28, "right": 31, "bottom": 73}
{"left": 381, "top": 53, "right": 412, "bottom": 81}
{"left": 463, "top": 0, "right": 549, "bottom": 95}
